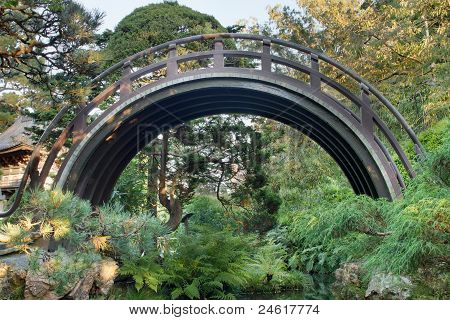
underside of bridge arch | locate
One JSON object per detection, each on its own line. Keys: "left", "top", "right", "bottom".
{"left": 56, "top": 76, "right": 401, "bottom": 205}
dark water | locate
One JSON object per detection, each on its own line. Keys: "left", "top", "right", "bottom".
{"left": 239, "top": 275, "right": 334, "bottom": 300}
{"left": 112, "top": 274, "right": 335, "bottom": 300}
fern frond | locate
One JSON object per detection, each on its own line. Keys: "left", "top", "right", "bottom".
{"left": 184, "top": 282, "right": 200, "bottom": 299}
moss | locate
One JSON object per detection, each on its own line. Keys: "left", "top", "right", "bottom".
{"left": 332, "top": 283, "right": 366, "bottom": 300}
{"left": 410, "top": 268, "right": 450, "bottom": 300}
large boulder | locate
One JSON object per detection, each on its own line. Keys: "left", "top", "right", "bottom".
{"left": 335, "top": 262, "right": 361, "bottom": 287}
{"left": 25, "top": 255, "right": 118, "bottom": 300}
{"left": 1, "top": 252, "right": 118, "bottom": 300}
{"left": 0, "top": 253, "right": 28, "bottom": 299}
{"left": 365, "top": 273, "right": 412, "bottom": 300}
{"left": 332, "top": 262, "right": 365, "bottom": 299}
{"left": 24, "top": 272, "right": 63, "bottom": 300}
{"left": 68, "top": 258, "right": 118, "bottom": 300}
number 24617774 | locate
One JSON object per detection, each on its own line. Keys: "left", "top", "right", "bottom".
{"left": 258, "top": 304, "right": 320, "bottom": 315}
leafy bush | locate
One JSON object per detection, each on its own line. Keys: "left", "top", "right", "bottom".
{"left": 28, "top": 248, "right": 101, "bottom": 295}
{"left": 1, "top": 190, "right": 168, "bottom": 262}
{"left": 245, "top": 239, "right": 312, "bottom": 293}
{"left": 83, "top": 203, "right": 168, "bottom": 262}
{"left": 2, "top": 189, "right": 92, "bottom": 251}
{"left": 120, "top": 254, "right": 163, "bottom": 292}
{"left": 281, "top": 136, "right": 450, "bottom": 279}
{"left": 185, "top": 196, "right": 228, "bottom": 230}
{"left": 284, "top": 195, "right": 385, "bottom": 273}
{"left": 0, "top": 189, "right": 172, "bottom": 299}
{"left": 417, "top": 118, "right": 450, "bottom": 154}
{"left": 110, "top": 158, "right": 148, "bottom": 214}
{"left": 159, "top": 228, "right": 254, "bottom": 299}
{"left": 365, "top": 141, "right": 450, "bottom": 274}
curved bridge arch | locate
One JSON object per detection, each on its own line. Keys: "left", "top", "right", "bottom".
{"left": 0, "top": 33, "right": 425, "bottom": 217}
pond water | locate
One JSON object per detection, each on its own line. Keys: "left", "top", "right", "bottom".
{"left": 112, "top": 274, "right": 336, "bottom": 300}
{"left": 239, "top": 275, "right": 334, "bottom": 300}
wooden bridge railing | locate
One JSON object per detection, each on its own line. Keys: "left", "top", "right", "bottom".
{"left": 0, "top": 33, "right": 425, "bottom": 218}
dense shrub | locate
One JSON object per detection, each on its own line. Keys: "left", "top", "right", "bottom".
{"left": 365, "top": 141, "right": 450, "bottom": 275}
{"left": 280, "top": 136, "right": 449, "bottom": 280}
{"left": 184, "top": 196, "right": 228, "bottom": 230}
{"left": 245, "top": 239, "right": 312, "bottom": 293}
{"left": 28, "top": 248, "right": 101, "bottom": 295}
{"left": 158, "top": 228, "right": 254, "bottom": 299}
{"left": 1, "top": 189, "right": 169, "bottom": 272}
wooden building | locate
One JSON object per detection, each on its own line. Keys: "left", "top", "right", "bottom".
{"left": 0, "top": 116, "right": 58, "bottom": 210}
{"left": 0, "top": 116, "right": 34, "bottom": 202}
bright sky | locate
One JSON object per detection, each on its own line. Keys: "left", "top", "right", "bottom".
{"left": 77, "top": 0, "right": 298, "bottom": 31}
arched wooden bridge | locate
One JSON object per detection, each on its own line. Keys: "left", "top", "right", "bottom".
{"left": 0, "top": 33, "right": 425, "bottom": 217}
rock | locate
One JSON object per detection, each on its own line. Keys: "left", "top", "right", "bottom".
{"left": 24, "top": 273, "right": 63, "bottom": 300}
{"left": 23, "top": 250, "right": 73, "bottom": 300}
{"left": 0, "top": 263, "right": 11, "bottom": 297}
{"left": 22, "top": 251, "right": 67, "bottom": 300}
{"left": 1, "top": 250, "right": 118, "bottom": 300}
{"left": 332, "top": 262, "right": 365, "bottom": 299}
{"left": 0, "top": 253, "right": 29, "bottom": 270}
{"left": 335, "top": 262, "right": 361, "bottom": 287}
{"left": 68, "top": 258, "right": 118, "bottom": 300}
{"left": 0, "top": 254, "right": 28, "bottom": 299}
{"left": 95, "top": 258, "right": 119, "bottom": 296}
{"left": 365, "top": 273, "right": 412, "bottom": 300}
{"left": 0, "top": 245, "right": 20, "bottom": 256}
{"left": 68, "top": 267, "right": 97, "bottom": 300}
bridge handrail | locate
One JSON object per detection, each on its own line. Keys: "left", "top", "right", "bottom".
{"left": 91, "top": 33, "right": 424, "bottom": 155}
{"left": 0, "top": 33, "right": 424, "bottom": 218}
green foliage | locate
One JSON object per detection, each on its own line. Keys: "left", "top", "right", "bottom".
{"left": 2, "top": 189, "right": 168, "bottom": 263}
{"left": 120, "top": 255, "right": 163, "bottom": 292}
{"left": 85, "top": 203, "right": 169, "bottom": 261}
{"left": 239, "top": 186, "right": 281, "bottom": 234}
{"left": 284, "top": 195, "right": 384, "bottom": 273}
{"left": 28, "top": 247, "right": 101, "bottom": 295}
{"left": 185, "top": 195, "right": 228, "bottom": 230}
{"left": 265, "top": 0, "right": 449, "bottom": 131}
{"left": 365, "top": 141, "right": 450, "bottom": 275}
{"left": 0, "top": 92, "right": 23, "bottom": 132}
{"left": 1, "top": 0, "right": 104, "bottom": 145}
{"left": 2, "top": 189, "right": 92, "bottom": 250}
{"left": 159, "top": 229, "right": 253, "bottom": 299}
{"left": 279, "top": 136, "right": 449, "bottom": 281}
{"left": 246, "top": 239, "right": 312, "bottom": 293}
{"left": 105, "top": 1, "right": 225, "bottom": 63}
{"left": 1, "top": 0, "right": 103, "bottom": 79}
{"left": 106, "top": 286, "right": 166, "bottom": 300}
{"left": 418, "top": 118, "right": 450, "bottom": 155}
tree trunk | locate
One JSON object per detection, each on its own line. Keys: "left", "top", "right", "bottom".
{"left": 165, "top": 189, "right": 183, "bottom": 231}
{"left": 146, "top": 147, "right": 159, "bottom": 217}
{"left": 158, "top": 131, "right": 183, "bottom": 231}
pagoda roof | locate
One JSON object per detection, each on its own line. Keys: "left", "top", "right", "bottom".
{"left": 0, "top": 116, "right": 34, "bottom": 155}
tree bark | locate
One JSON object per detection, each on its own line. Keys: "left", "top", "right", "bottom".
{"left": 146, "top": 146, "right": 159, "bottom": 217}
{"left": 158, "top": 132, "right": 183, "bottom": 231}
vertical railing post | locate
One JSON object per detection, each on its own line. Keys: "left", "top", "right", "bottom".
{"left": 28, "top": 153, "right": 41, "bottom": 189}
{"left": 360, "top": 83, "right": 374, "bottom": 134}
{"left": 166, "top": 43, "right": 178, "bottom": 78}
{"left": 310, "top": 53, "right": 321, "bottom": 92}
{"left": 262, "top": 38, "right": 271, "bottom": 72}
{"left": 72, "top": 107, "right": 88, "bottom": 144}
{"left": 120, "top": 61, "right": 132, "bottom": 100}
{"left": 214, "top": 37, "right": 224, "bottom": 69}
